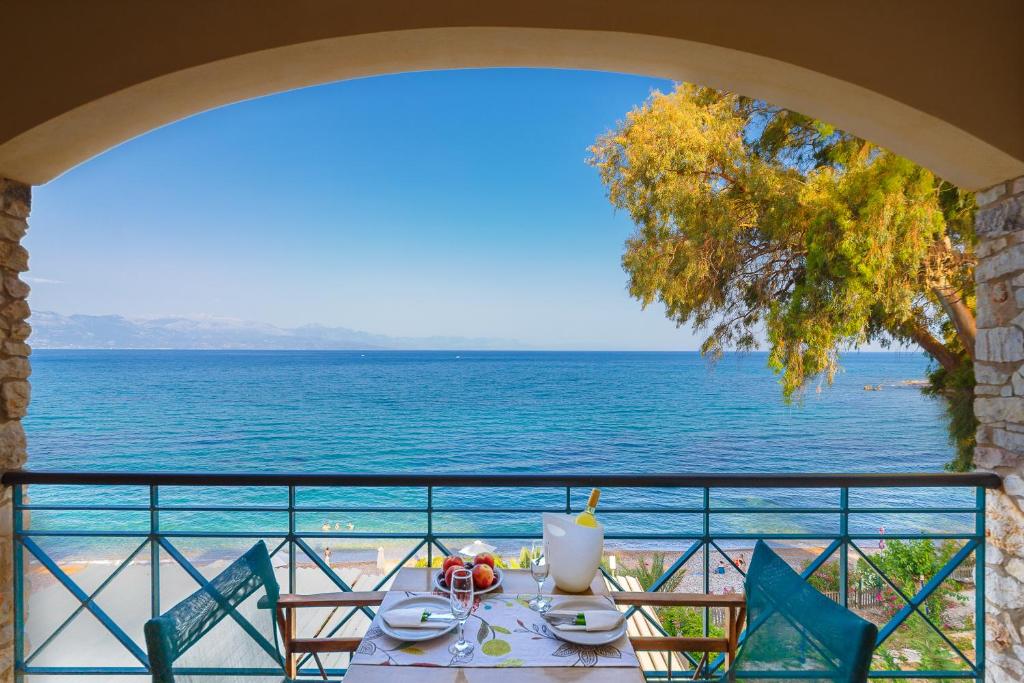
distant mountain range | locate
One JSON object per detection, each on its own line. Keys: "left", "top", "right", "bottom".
{"left": 29, "top": 311, "right": 524, "bottom": 350}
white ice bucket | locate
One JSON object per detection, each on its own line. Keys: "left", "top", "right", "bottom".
{"left": 542, "top": 513, "right": 604, "bottom": 593}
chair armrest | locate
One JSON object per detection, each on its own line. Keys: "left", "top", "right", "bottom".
{"left": 611, "top": 591, "right": 745, "bottom": 608}
{"left": 277, "top": 591, "right": 387, "bottom": 608}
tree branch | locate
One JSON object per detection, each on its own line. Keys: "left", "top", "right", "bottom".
{"left": 905, "top": 322, "right": 961, "bottom": 372}
{"left": 932, "top": 285, "right": 977, "bottom": 361}
{"left": 671, "top": 168, "right": 746, "bottom": 193}
{"left": 927, "top": 236, "right": 977, "bottom": 360}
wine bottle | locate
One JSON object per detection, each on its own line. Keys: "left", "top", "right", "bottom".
{"left": 575, "top": 488, "right": 601, "bottom": 527}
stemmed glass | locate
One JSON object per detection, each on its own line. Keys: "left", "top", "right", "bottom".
{"left": 529, "top": 540, "right": 550, "bottom": 613}
{"left": 448, "top": 567, "right": 475, "bottom": 656}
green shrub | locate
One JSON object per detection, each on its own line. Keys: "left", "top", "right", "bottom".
{"left": 867, "top": 539, "right": 965, "bottom": 620}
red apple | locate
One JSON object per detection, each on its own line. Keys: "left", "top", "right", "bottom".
{"left": 473, "top": 553, "right": 496, "bottom": 569}
{"left": 442, "top": 555, "right": 465, "bottom": 575}
{"left": 472, "top": 563, "right": 495, "bottom": 589}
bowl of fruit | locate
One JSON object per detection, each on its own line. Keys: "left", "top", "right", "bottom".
{"left": 434, "top": 553, "right": 502, "bottom": 594}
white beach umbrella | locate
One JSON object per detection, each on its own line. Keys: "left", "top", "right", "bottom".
{"left": 458, "top": 540, "right": 496, "bottom": 557}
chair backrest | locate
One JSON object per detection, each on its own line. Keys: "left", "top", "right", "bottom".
{"left": 144, "top": 541, "right": 283, "bottom": 683}
{"left": 729, "top": 540, "right": 878, "bottom": 682}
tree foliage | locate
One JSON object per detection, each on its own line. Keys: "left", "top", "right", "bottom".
{"left": 590, "top": 85, "right": 977, "bottom": 469}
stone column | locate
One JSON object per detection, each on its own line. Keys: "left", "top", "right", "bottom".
{"left": 0, "top": 178, "right": 30, "bottom": 683}
{"left": 974, "top": 176, "right": 1024, "bottom": 682}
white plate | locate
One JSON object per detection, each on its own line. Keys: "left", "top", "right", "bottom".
{"left": 433, "top": 566, "right": 503, "bottom": 595}
{"left": 544, "top": 596, "right": 628, "bottom": 646}
{"left": 378, "top": 595, "right": 459, "bottom": 642}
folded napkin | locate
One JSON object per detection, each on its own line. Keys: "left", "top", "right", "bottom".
{"left": 382, "top": 607, "right": 448, "bottom": 629}
{"left": 549, "top": 609, "right": 623, "bottom": 632}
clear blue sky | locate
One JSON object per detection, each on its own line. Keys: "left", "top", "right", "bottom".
{"left": 24, "top": 68, "right": 886, "bottom": 351}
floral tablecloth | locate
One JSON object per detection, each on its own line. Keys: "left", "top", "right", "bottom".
{"left": 350, "top": 591, "right": 639, "bottom": 669}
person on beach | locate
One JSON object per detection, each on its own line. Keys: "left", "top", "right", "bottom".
{"left": 735, "top": 555, "right": 745, "bottom": 571}
{"left": 324, "top": 546, "right": 332, "bottom": 566}
{"left": 878, "top": 526, "right": 886, "bottom": 550}
{"left": 716, "top": 560, "right": 726, "bottom": 575}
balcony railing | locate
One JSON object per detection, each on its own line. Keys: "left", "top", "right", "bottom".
{"left": 2, "top": 470, "right": 999, "bottom": 681}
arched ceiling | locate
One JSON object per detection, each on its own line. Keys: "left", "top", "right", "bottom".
{"left": 2, "top": 0, "right": 1022, "bottom": 189}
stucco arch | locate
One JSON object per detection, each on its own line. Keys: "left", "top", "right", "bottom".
{"left": 1, "top": 1, "right": 1022, "bottom": 189}
{"left": 3, "top": 4, "right": 1024, "bottom": 681}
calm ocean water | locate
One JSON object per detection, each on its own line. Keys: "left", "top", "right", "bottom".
{"left": 22, "top": 350, "right": 974, "bottom": 554}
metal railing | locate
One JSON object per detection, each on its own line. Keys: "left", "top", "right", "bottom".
{"left": 2, "top": 469, "right": 999, "bottom": 681}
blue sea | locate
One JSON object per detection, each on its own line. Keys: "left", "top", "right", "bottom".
{"left": 22, "top": 350, "right": 975, "bottom": 556}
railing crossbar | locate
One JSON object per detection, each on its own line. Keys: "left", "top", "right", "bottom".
{"left": 25, "top": 539, "right": 149, "bottom": 666}
{"left": 20, "top": 536, "right": 150, "bottom": 666}
{"left": 2, "top": 470, "right": 1000, "bottom": 488}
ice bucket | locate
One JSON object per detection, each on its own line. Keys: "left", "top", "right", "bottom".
{"left": 542, "top": 512, "right": 604, "bottom": 593}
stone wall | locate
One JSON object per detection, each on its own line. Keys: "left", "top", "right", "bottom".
{"left": 0, "top": 178, "right": 30, "bottom": 683}
{"left": 974, "top": 176, "right": 1024, "bottom": 682}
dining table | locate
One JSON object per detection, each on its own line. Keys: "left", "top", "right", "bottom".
{"left": 277, "top": 566, "right": 746, "bottom": 682}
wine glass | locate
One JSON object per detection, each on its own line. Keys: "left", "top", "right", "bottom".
{"left": 448, "top": 568, "right": 475, "bottom": 656}
{"left": 529, "top": 540, "right": 550, "bottom": 613}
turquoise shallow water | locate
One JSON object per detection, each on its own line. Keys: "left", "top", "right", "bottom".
{"left": 21, "top": 350, "right": 975, "bottom": 554}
